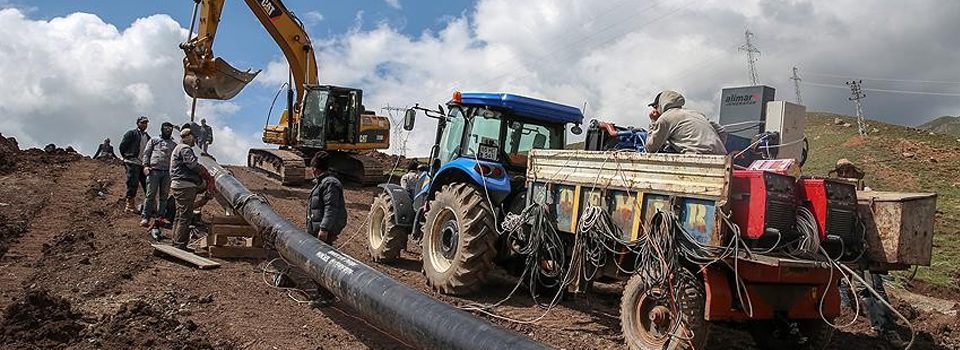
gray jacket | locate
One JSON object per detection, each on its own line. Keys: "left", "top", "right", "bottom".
{"left": 645, "top": 91, "right": 727, "bottom": 155}
{"left": 200, "top": 125, "right": 214, "bottom": 144}
{"left": 169, "top": 144, "right": 203, "bottom": 188}
{"left": 142, "top": 136, "right": 177, "bottom": 171}
{"left": 307, "top": 173, "right": 347, "bottom": 239}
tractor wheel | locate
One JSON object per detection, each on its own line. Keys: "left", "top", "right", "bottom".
{"left": 748, "top": 318, "right": 834, "bottom": 350}
{"left": 367, "top": 192, "right": 409, "bottom": 263}
{"left": 421, "top": 183, "right": 497, "bottom": 295}
{"left": 620, "top": 268, "right": 710, "bottom": 350}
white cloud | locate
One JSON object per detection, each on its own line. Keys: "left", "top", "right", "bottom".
{"left": 265, "top": 0, "right": 959, "bottom": 156}
{"left": 385, "top": 0, "right": 402, "bottom": 10}
{"left": 303, "top": 10, "right": 324, "bottom": 26}
{"left": 0, "top": 8, "right": 253, "bottom": 165}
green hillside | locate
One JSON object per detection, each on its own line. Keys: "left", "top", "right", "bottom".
{"left": 919, "top": 115, "right": 960, "bottom": 137}
{"left": 565, "top": 113, "right": 960, "bottom": 288}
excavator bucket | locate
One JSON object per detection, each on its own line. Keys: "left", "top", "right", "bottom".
{"left": 183, "top": 57, "right": 261, "bottom": 100}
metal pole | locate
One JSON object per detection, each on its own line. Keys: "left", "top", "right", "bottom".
{"left": 195, "top": 153, "right": 551, "bottom": 350}
{"left": 187, "top": 0, "right": 200, "bottom": 123}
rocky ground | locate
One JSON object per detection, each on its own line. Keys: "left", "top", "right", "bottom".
{"left": 0, "top": 132, "right": 958, "bottom": 349}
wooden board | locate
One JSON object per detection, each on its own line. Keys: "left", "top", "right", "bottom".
{"left": 152, "top": 244, "right": 221, "bottom": 269}
{"left": 207, "top": 246, "right": 268, "bottom": 259}
{"left": 211, "top": 223, "right": 258, "bottom": 237}
{"left": 210, "top": 214, "right": 249, "bottom": 225}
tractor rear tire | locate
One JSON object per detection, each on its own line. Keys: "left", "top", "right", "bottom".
{"left": 748, "top": 318, "right": 834, "bottom": 350}
{"left": 620, "top": 268, "right": 710, "bottom": 350}
{"left": 421, "top": 183, "right": 497, "bottom": 295}
{"left": 367, "top": 192, "right": 409, "bottom": 263}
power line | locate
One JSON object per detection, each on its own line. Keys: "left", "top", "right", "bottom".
{"left": 846, "top": 80, "right": 867, "bottom": 137}
{"left": 804, "top": 72, "right": 960, "bottom": 85}
{"left": 738, "top": 29, "right": 761, "bottom": 85}
{"left": 790, "top": 66, "right": 802, "bottom": 104}
{"left": 801, "top": 81, "right": 960, "bottom": 97}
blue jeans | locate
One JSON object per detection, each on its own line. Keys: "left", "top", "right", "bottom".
{"left": 840, "top": 271, "right": 895, "bottom": 332}
{"left": 142, "top": 169, "right": 171, "bottom": 220}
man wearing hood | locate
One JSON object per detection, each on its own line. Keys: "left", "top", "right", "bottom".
{"left": 644, "top": 91, "right": 727, "bottom": 155}
{"left": 140, "top": 122, "right": 178, "bottom": 228}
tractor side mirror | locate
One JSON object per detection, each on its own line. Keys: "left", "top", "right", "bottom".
{"left": 404, "top": 108, "right": 416, "bottom": 131}
{"left": 571, "top": 124, "right": 583, "bottom": 135}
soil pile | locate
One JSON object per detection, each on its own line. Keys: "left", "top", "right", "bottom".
{"left": 0, "top": 290, "right": 84, "bottom": 349}
{"left": 80, "top": 298, "right": 219, "bottom": 350}
{"left": 0, "top": 133, "right": 19, "bottom": 173}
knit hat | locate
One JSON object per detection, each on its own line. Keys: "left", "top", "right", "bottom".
{"left": 180, "top": 128, "right": 193, "bottom": 137}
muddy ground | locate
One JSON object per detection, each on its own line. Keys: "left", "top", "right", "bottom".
{"left": 0, "top": 134, "right": 957, "bottom": 349}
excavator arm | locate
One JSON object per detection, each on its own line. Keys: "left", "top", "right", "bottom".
{"left": 181, "top": 0, "right": 319, "bottom": 101}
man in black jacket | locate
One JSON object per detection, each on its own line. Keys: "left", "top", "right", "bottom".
{"left": 306, "top": 151, "right": 347, "bottom": 244}
{"left": 92, "top": 138, "right": 116, "bottom": 160}
{"left": 118, "top": 116, "right": 150, "bottom": 213}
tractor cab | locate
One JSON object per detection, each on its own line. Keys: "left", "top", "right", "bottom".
{"left": 405, "top": 92, "right": 584, "bottom": 204}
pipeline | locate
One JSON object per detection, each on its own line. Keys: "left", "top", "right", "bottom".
{"left": 197, "top": 152, "right": 552, "bottom": 350}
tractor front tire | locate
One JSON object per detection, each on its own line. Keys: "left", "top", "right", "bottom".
{"left": 367, "top": 192, "right": 409, "bottom": 262}
{"left": 421, "top": 183, "right": 497, "bottom": 295}
{"left": 620, "top": 268, "right": 710, "bottom": 350}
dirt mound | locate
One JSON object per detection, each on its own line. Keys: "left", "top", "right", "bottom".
{"left": 361, "top": 150, "right": 412, "bottom": 171}
{"left": 0, "top": 133, "right": 18, "bottom": 173}
{"left": 81, "top": 299, "right": 218, "bottom": 350}
{"left": 41, "top": 230, "right": 96, "bottom": 256}
{"left": 0, "top": 290, "right": 84, "bottom": 349}
{"left": 0, "top": 214, "right": 28, "bottom": 258}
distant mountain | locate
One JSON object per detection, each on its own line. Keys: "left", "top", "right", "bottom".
{"left": 919, "top": 116, "right": 960, "bottom": 137}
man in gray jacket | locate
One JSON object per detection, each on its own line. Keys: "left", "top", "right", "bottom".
{"left": 644, "top": 91, "right": 727, "bottom": 155}
{"left": 169, "top": 128, "right": 205, "bottom": 250}
{"left": 140, "top": 122, "right": 178, "bottom": 227}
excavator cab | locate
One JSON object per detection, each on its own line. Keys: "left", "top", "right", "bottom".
{"left": 298, "top": 85, "right": 360, "bottom": 148}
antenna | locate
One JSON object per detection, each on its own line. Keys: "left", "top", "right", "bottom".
{"left": 846, "top": 80, "right": 867, "bottom": 137}
{"left": 739, "top": 29, "right": 761, "bottom": 85}
{"left": 790, "top": 67, "right": 803, "bottom": 105}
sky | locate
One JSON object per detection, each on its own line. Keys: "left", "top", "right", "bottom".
{"left": 0, "top": 0, "right": 958, "bottom": 164}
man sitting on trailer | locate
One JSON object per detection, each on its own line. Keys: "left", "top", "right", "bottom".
{"left": 644, "top": 90, "right": 728, "bottom": 155}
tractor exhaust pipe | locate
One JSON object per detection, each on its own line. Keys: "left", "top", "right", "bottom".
{"left": 197, "top": 152, "right": 552, "bottom": 350}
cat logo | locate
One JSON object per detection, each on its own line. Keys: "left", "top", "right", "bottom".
{"left": 259, "top": 0, "right": 282, "bottom": 19}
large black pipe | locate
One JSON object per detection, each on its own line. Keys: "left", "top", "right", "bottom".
{"left": 197, "top": 153, "right": 552, "bottom": 350}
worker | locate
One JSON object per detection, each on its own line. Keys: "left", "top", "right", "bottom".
{"left": 399, "top": 161, "right": 420, "bottom": 197}
{"left": 92, "top": 138, "right": 116, "bottom": 160}
{"left": 199, "top": 118, "right": 214, "bottom": 153}
{"left": 830, "top": 159, "right": 906, "bottom": 347}
{"left": 644, "top": 90, "right": 727, "bottom": 155}
{"left": 140, "top": 122, "right": 177, "bottom": 228}
{"left": 170, "top": 128, "right": 204, "bottom": 251}
{"left": 306, "top": 151, "right": 347, "bottom": 244}
{"left": 119, "top": 116, "right": 150, "bottom": 213}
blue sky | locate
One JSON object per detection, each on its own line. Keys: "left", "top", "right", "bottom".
{"left": 15, "top": 0, "right": 474, "bottom": 146}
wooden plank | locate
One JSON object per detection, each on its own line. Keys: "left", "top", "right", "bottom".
{"left": 208, "top": 246, "right": 268, "bottom": 259}
{"left": 210, "top": 214, "right": 249, "bottom": 225}
{"left": 211, "top": 223, "right": 258, "bottom": 237}
{"left": 152, "top": 244, "right": 221, "bottom": 269}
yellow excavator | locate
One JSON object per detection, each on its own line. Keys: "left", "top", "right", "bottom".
{"left": 181, "top": 0, "right": 390, "bottom": 185}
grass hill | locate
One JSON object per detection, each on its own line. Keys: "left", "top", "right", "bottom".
{"left": 566, "top": 113, "right": 960, "bottom": 288}
{"left": 919, "top": 115, "right": 960, "bottom": 137}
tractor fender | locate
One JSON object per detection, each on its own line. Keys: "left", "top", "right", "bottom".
{"left": 377, "top": 184, "right": 415, "bottom": 227}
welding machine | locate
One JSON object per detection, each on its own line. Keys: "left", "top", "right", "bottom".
{"left": 731, "top": 170, "right": 799, "bottom": 248}
{"left": 797, "top": 178, "right": 861, "bottom": 258}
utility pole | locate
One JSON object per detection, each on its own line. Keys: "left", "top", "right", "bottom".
{"left": 739, "top": 29, "right": 761, "bottom": 85}
{"left": 846, "top": 80, "right": 867, "bottom": 137}
{"left": 790, "top": 67, "right": 803, "bottom": 105}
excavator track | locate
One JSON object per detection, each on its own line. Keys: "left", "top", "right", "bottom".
{"left": 248, "top": 149, "right": 307, "bottom": 186}
{"left": 329, "top": 152, "right": 385, "bottom": 186}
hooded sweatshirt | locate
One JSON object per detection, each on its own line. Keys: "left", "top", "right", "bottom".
{"left": 644, "top": 90, "right": 727, "bottom": 155}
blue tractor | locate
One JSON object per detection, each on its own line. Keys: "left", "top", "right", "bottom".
{"left": 367, "top": 91, "right": 584, "bottom": 294}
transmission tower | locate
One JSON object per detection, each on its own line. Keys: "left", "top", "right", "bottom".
{"left": 846, "top": 80, "right": 867, "bottom": 137}
{"left": 739, "top": 29, "right": 761, "bottom": 85}
{"left": 790, "top": 67, "right": 803, "bottom": 104}
{"left": 382, "top": 105, "right": 411, "bottom": 156}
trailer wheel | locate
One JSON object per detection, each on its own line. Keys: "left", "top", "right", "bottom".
{"left": 368, "top": 192, "right": 409, "bottom": 262}
{"left": 748, "top": 318, "right": 834, "bottom": 350}
{"left": 422, "top": 183, "right": 497, "bottom": 295}
{"left": 620, "top": 269, "right": 710, "bottom": 350}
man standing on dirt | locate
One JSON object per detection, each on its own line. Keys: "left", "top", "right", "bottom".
{"left": 140, "top": 122, "right": 177, "bottom": 228}
{"left": 644, "top": 90, "right": 727, "bottom": 155}
{"left": 92, "top": 138, "right": 116, "bottom": 160}
{"left": 169, "top": 128, "right": 204, "bottom": 250}
{"left": 119, "top": 116, "right": 150, "bottom": 213}
{"left": 199, "top": 118, "right": 214, "bottom": 153}
{"left": 400, "top": 161, "right": 420, "bottom": 197}
{"left": 307, "top": 151, "right": 347, "bottom": 244}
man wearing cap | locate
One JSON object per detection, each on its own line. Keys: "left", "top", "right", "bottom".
{"left": 644, "top": 91, "right": 727, "bottom": 155}
{"left": 119, "top": 116, "right": 151, "bottom": 212}
{"left": 169, "top": 128, "right": 204, "bottom": 250}
{"left": 140, "top": 122, "right": 178, "bottom": 228}
{"left": 199, "top": 118, "right": 214, "bottom": 152}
